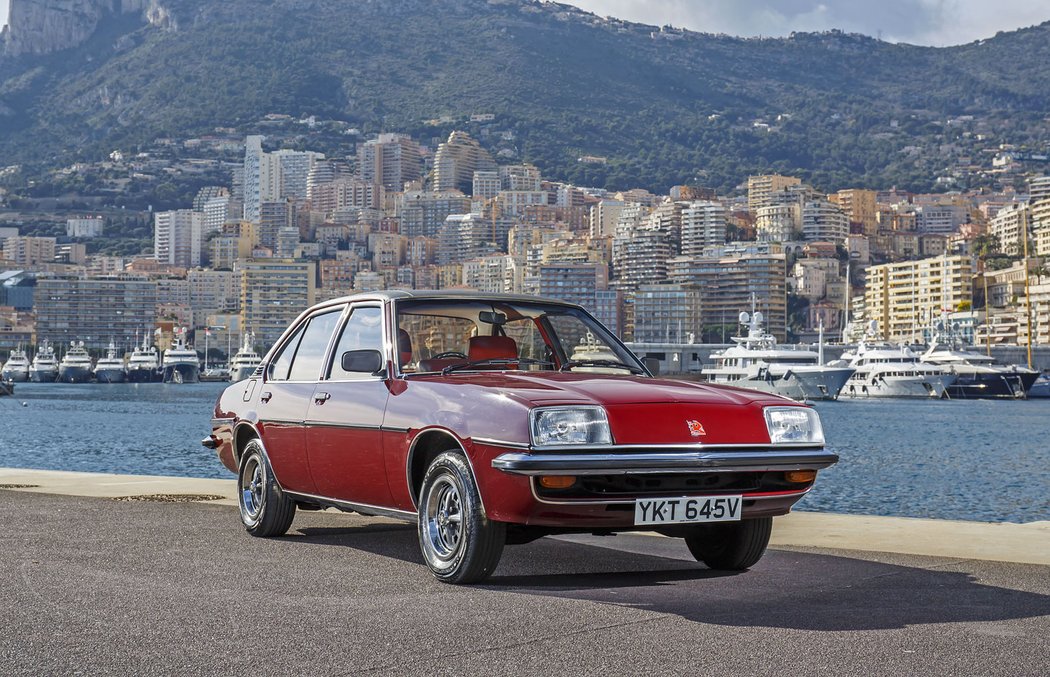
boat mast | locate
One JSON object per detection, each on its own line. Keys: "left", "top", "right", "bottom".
{"left": 1022, "top": 206, "right": 1033, "bottom": 369}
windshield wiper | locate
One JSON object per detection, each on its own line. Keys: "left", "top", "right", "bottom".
{"left": 441, "top": 357, "right": 554, "bottom": 375}
{"left": 559, "top": 359, "right": 646, "bottom": 375}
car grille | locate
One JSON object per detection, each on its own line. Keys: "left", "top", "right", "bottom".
{"left": 534, "top": 471, "right": 804, "bottom": 501}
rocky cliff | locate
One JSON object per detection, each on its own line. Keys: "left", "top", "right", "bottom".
{"left": 2, "top": 0, "right": 172, "bottom": 56}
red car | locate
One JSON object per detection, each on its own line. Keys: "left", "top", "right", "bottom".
{"left": 205, "top": 291, "right": 836, "bottom": 583}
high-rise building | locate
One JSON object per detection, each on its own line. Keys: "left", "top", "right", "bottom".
{"left": 436, "top": 214, "right": 499, "bottom": 265}
{"left": 990, "top": 203, "right": 1030, "bottom": 256}
{"left": 154, "top": 210, "right": 204, "bottom": 268}
{"left": 865, "top": 255, "right": 973, "bottom": 342}
{"left": 801, "top": 199, "right": 849, "bottom": 242}
{"left": 358, "top": 133, "right": 423, "bottom": 192}
{"left": 66, "top": 217, "right": 104, "bottom": 238}
{"left": 2, "top": 236, "right": 56, "bottom": 267}
{"left": 680, "top": 201, "right": 726, "bottom": 257}
{"left": 257, "top": 201, "right": 295, "bottom": 252}
{"left": 633, "top": 283, "right": 703, "bottom": 343}
{"left": 238, "top": 258, "right": 316, "bottom": 349}
{"left": 748, "top": 174, "right": 801, "bottom": 214}
{"left": 667, "top": 245, "right": 789, "bottom": 340}
{"left": 589, "top": 199, "right": 624, "bottom": 239}
{"left": 274, "top": 149, "right": 325, "bottom": 200}
{"left": 34, "top": 277, "right": 158, "bottom": 350}
{"left": 472, "top": 171, "right": 501, "bottom": 201}
{"left": 242, "top": 136, "right": 281, "bottom": 223}
{"left": 398, "top": 191, "right": 472, "bottom": 239}
{"left": 830, "top": 189, "right": 878, "bottom": 236}
{"left": 432, "top": 131, "right": 496, "bottom": 194}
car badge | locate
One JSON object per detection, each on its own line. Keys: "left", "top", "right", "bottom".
{"left": 686, "top": 420, "right": 706, "bottom": 437}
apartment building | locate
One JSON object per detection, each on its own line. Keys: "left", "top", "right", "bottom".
{"left": 747, "top": 174, "right": 801, "bottom": 214}
{"left": 35, "top": 276, "right": 158, "bottom": 350}
{"left": 865, "top": 255, "right": 973, "bottom": 342}
{"left": 238, "top": 258, "right": 316, "bottom": 349}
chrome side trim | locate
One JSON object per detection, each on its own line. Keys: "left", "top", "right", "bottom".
{"left": 492, "top": 449, "right": 839, "bottom": 476}
{"left": 258, "top": 417, "right": 304, "bottom": 425}
{"left": 284, "top": 490, "right": 418, "bottom": 523}
{"left": 305, "top": 421, "right": 383, "bottom": 431}
{"left": 472, "top": 437, "right": 530, "bottom": 449}
{"left": 381, "top": 425, "right": 411, "bottom": 433}
{"left": 529, "top": 482, "right": 811, "bottom": 506}
{"left": 211, "top": 417, "right": 235, "bottom": 428}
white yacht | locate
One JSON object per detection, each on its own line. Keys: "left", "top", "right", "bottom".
{"left": 832, "top": 342, "right": 957, "bottom": 398}
{"left": 921, "top": 340, "right": 1038, "bottom": 399}
{"left": 29, "top": 340, "right": 59, "bottom": 382}
{"left": 94, "top": 341, "right": 127, "bottom": 383}
{"left": 162, "top": 328, "right": 200, "bottom": 384}
{"left": 703, "top": 311, "right": 854, "bottom": 401}
{"left": 2, "top": 346, "right": 31, "bottom": 382}
{"left": 127, "top": 332, "right": 161, "bottom": 383}
{"left": 229, "top": 332, "right": 263, "bottom": 382}
{"left": 58, "top": 341, "right": 94, "bottom": 383}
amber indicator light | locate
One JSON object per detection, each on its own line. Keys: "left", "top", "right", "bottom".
{"left": 784, "top": 470, "right": 817, "bottom": 484}
{"left": 539, "top": 475, "right": 577, "bottom": 489}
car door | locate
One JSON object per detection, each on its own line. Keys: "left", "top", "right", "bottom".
{"left": 305, "top": 303, "right": 393, "bottom": 506}
{"left": 257, "top": 306, "right": 345, "bottom": 494}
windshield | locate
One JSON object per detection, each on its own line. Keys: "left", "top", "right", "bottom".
{"left": 394, "top": 299, "right": 645, "bottom": 376}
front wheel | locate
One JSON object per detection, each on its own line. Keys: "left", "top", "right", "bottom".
{"left": 417, "top": 451, "right": 505, "bottom": 584}
{"left": 684, "top": 517, "right": 772, "bottom": 570}
{"left": 237, "top": 439, "right": 296, "bottom": 537}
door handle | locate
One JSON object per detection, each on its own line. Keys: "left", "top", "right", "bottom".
{"left": 260, "top": 391, "right": 272, "bottom": 403}
{"left": 313, "top": 391, "right": 331, "bottom": 405}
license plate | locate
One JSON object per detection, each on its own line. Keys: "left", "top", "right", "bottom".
{"left": 634, "top": 495, "right": 742, "bottom": 525}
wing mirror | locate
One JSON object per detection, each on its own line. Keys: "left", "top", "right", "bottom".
{"left": 341, "top": 349, "right": 385, "bottom": 376}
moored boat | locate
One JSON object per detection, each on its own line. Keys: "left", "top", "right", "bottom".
{"left": 127, "top": 332, "right": 162, "bottom": 383}
{"left": 162, "top": 328, "right": 200, "bottom": 384}
{"left": 58, "top": 341, "right": 94, "bottom": 383}
{"left": 1, "top": 346, "right": 30, "bottom": 383}
{"left": 831, "top": 342, "right": 957, "bottom": 398}
{"left": 921, "top": 341, "right": 1039, "bottom": 399}
{"left": 702, "top": 310, "right": 854, "bottom": 401}
{"left": 229, "top": 332, "right": 262, "bottom": 382}
{"left": 28, "top": 340, "right": 59, "bottom": 383}
{"left": 94, "top": 341, "right": 127, "bottom": 383}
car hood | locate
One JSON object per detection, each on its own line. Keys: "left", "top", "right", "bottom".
{"left": 424, "top": 372, "right": 794, "bottom": 446}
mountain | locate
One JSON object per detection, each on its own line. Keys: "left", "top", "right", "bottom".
{"left": 1, "top": 0, "right": 1049, "bottom": 193}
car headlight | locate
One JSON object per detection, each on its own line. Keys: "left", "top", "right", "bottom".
{"left": 764, "top": 406, "right": 825, "bottom": 445}
{"left": 530, "top": 406, "right": 612, "bottom": 446}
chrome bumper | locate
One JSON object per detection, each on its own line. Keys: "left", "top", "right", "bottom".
{"left": 492, "top": 448, "right": 838, "bottom": 476}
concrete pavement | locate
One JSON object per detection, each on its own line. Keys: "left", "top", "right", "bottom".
{"left": 0, "top": 484, "right": 1047, "bottom": 676}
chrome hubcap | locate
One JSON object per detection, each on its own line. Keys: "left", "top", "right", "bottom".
{"left": 241, "top": 455, "right": 264, "bottom": 520}
{"left": 424, "top": 475, "right": 463, "bottom": 562}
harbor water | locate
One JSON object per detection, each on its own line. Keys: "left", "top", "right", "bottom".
{"left": 0, "top": 382, "right": 1047, "bottom": 524}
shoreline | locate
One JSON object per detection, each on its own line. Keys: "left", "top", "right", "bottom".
{"left": 2, "top": 466, "right": 1047, "bottom": 566}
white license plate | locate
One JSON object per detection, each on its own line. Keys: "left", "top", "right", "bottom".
{"left": 634, "top": 495, "right": 742, "bottom": 525}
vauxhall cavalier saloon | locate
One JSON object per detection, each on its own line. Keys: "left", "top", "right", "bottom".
{"left": 204, "top": 291, "right": 837, "bottom": 584}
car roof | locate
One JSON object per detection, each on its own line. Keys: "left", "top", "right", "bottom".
{"left": 315, "top": 289, "right": 584, "bottom": 310}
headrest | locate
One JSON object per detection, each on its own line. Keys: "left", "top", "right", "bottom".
{"left": 397, "top": 328, "right": 412, "bottom": 366}
{"left": 468, "top": 335, "right": 517, "bottom": 362}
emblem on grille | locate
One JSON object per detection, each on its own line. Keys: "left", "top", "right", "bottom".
{"left": 686, "top": 420, "right": 706, "bottom": 437}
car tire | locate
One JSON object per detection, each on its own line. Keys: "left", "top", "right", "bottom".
{"left": 237, "top": 439, "right": 296, "bottom": 537}
{"left": 684, "top": 517, "right": 772, "bottom": 570}
{"left": 417, "top": 451, "right": 505, "bottom": 584}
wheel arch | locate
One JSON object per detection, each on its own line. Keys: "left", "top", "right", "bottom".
{"left": 406, "top": 427, "right": 485, "bottom": 514}
{"left": 233, "top": 421, "right": 263, "bottom": 467}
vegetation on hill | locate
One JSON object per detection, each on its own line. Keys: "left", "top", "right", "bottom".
{"left": 1, "top": 0, "right": 1048, "bottom": 193}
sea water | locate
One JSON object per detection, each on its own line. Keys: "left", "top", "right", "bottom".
{"left": 0, "top": 383, "right": 1046, "bottom": 523}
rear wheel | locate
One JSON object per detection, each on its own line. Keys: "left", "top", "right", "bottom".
{"left": 418, "top": 451, "right": 505, "bottom": 584}
{"left": 684, "top": 517, "right": 772, "bottom": 570}
{"left": 237, "top": 439, "right": 296, "bottom": 537}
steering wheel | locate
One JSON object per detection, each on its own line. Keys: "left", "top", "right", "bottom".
{"left": 431, "top": 351, "right": 467, "bottom": 360}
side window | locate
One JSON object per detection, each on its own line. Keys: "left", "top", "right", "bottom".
{"left": 267, "top": 324, "right": 306, "bottom": 382}
{"left": 329, "top": 306, "right": 384, "bottom": 380}
{"left": 286, "top": 309, "right": 344, "bottom": 381}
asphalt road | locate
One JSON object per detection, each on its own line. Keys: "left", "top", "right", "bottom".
{"left": 1, "top": 490, "right": 1047, "bottom": 676}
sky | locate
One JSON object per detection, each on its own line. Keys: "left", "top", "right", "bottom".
{"left": 568, "top": 0, "right": 1050, "bottom": 46}
{"left": 0, "top": 1, "right": 1047, "bottom": 45}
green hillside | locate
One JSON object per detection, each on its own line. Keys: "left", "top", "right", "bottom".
{"left": 1, "top": 0, "right": 1048, "bottom": 193}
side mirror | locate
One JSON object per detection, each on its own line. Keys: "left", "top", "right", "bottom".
{"left": 643, "top": 357, "right": 661, "bottom": 376}
{"left": 341, "top": 349, "right": 385, "bottom": 375}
